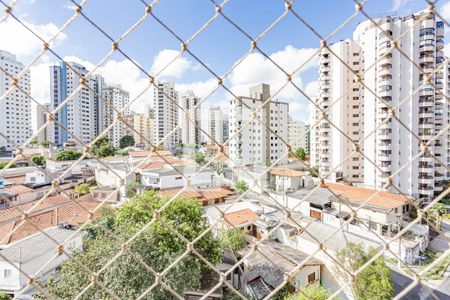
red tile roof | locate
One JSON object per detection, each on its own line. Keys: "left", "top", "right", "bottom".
{"left": 3, "top": 184, "right": 34, "bottom": 195}
{"left": 0, "top": 194, "right": 110, "bottom": 244}
{"left": 270, "top": 167, "right": 305, "bottom": 177}
{"left": 224, "top": 209, "right": 259, "bottom": 227}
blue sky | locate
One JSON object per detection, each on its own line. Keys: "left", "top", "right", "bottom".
{"left": 0, "top": 0, "right": 444, "bottom": 122}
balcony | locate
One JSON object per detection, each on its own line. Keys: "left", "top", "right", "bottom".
{"left": 378, "top": 68, "right": 392, "bottom": 77}
{"left": 418, "top": 164, "right": 434, "bottom": 172}
{"left": 378, "top": 142, "right": 391, "bottom": 150}
{"left": 419, "top": 55, "right": 435, "bottom": 64}
{"left": 378, "top": 153, "right": 391, "bottom": 161}
{"left": 420, "top": 44, "right": 435, "bottom": 53}
{"left": 378, "top": 56, "right": 392, "bottom": 67}
{"left": 379, "top": 164, "right": 391, "bottom": 172}
{"left": 419, "top": 111, "right": 434, "bottom": 118}
{"left": 419, "top": 88, "right": 434, "bottom": 97}
{"left": 436, "top": 39, "right": 444, "bottom": 50}
{"left": 419, "top": 176, "right": 434, "bottom": 185}
{"left": 378, "top": 90, "right": 392, "bottom": 97}
{"left": 418, "top": 187, "right": 434, "bottom": 196}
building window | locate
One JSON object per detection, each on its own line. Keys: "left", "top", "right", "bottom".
{"left": 4, "top": 269, "right": 11, "bottom": 278}
{"left": 308, "top": 272, "right": 316, "bottom": 284}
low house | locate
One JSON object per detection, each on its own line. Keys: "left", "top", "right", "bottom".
{"left": 158, "top": 187, "right": 234, "bottom": 206}
{"left": 94, "top": 161, "right": 137, "bottom": 195}
{"left": 25, "top": 169, "right": 69, "bottom": 187}
{"left": 269, "top": 167, "right": 313, "bottom": 192}
{"left": 1, "top": 185, "right": 38, "bottom": 207}
{"left": 91, "top": 186, "right": 120, "bottom": 203}
{"left": 0, "top": 227, "right": 82, "bottom": 298}
{"left": 128, "top": 150, "right": 174, "bottom": 164}
{"left": 240, "top": 240, "right": 322, "bottom": 300}
{"left": 140, "top": 166, "right": 214, "bottom": 190}
{"left": 232, "top": 166, "right": 270, "bottom": 194}
{"left": 46, "top": 159, "right": 94, "bottom": 174}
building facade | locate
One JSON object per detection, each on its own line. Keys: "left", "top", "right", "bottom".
{"left": 180, "top": 90, "right": 201, "bottom": 147}
{"left": 288, "top": 117, "right": 310, "bottom": 155}
{"left": 229, "top": 84, "right": 289, "bottom": 166}
{"left": 122, "top": 113, "right": 153, "bottom": 148}
{"left": 153, "top": 81, "right": 179, "bottom": 150}
{"left": 49, "top": 62, "right": 95, "bottom": 146}
{"left": 311, "top": 11, "right": 449, "bottom": 199}
{"left": 0, "top": 50, "right": 32, "bottom": 151}
{"left": 35, "top": 103, "right": 50, "bottom": 143}
{"left": 101, "top": 86, "right": 130, "bottom": 148}
{"left": 208, "top": 106, "right": 224, "bottom": 144}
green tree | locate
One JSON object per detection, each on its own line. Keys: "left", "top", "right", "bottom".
{"left": 30, "top": 140, "right": 39, "bottom": 146}
{"left": 191, "top": 152, "right": 205, "bottom": 165}
{"left": 119, "top": 135, "right": 135, "bottom": 149}
{"left": 234, "top": 180, "right": 248, "bottom": 194}
{"left": 0, "top": 162, "right": 17, "bottom": 169}
{"left": 75, "top": 183, "right": 90, "bottom": 197}
{"left": 0, "top": 291, "right": 10, "bottom": 300}
{"left": 125, "top": 182, "right": 143, "bottom": 198}
{"left": 221, "top": 229, "right": 246, "bottom": 252}
{"left": 334, "top": 243, "right": 393, "bottom": 300}
{"left": 56, "top": 149, "right": 83, "bottom": 161}
{"left": 36, "top": 191, "right": 222, "bottom": 300}
{"left": 96, "top": 144, "right": 115, "bottom": 158}
{"left": 40, "top": 140, "right": 50, "bottom": 148}
{"left": 287, "top": 284, "right": 332, "bottom": 300}
{"left": 294, "top": 147, "right": 307, "bottom": 161}
{"left": 31, "top": 154, "right": 46, "bottom": 166}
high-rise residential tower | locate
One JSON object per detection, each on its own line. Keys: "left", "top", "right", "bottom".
{"left": 153, "top": 81, "right": 179, "bottom": 150}
{"left": 288, "top": 117, "right": 310, "bottom": 155}
{"left": 49, "top": 62, "right": 95, "bottom": 146}
{"left": 0, "top": 50, "right": 32, "bottom": 151}
{"left": 180, "top": 90, "right": 201, "bottom": 147}
{"left": 35, "top": 103, "right": 50, "bottom": 143}
{"left": 311, "top": 10, "right": 449, "bottom": 199}
{"left": 208, "top": 106, "right": 224, "bottom": 144}
{"left": 229, "top": 84, "right": 289, "bottom": 166}
{"left": 102, "top": 85, "right": 130, "bottom": 148}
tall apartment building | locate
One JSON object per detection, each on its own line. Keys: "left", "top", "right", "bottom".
{"left": 180, "top": 90, "right": 201, "bottom": 146}
{"left": 229, "top": 84, "right": 289, "bottom": 166}
{"left": 92, "top": 75, "right": 105, "bottom": 137}
{"left": 309, "top": 97, "right": 320, "bottom": 168}
{"left": 122, "top": 114, "right": 153, "bottom": 148}
{"left": 311, "top": 11, "right": 449, "bottom": 199}
{"left": 208, "top": 106, "right": 223, "bottom": 144}
{"left": 50, "top": 62, "right": 95, "bottom": 146}
{"left": 311, "top": 40, "right": 364, "bottom": 183}
{"left": 0, "top": 50, "right": 32, "bottom": 151}
{"left": 102, "top": 86, "right": 130, "bottom": 147}
{"left": 223, "top": 113, "right": 229, "bottom": 143}
{"left": 153, "top": 82, "right": 178, "bottom": 150}
{"left": 35, "top": 103, "right": 50, "bottom": 143}
{"left": 288, "top": 117, "right": 310, "bottom": 154}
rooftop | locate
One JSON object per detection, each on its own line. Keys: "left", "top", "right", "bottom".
{"left": 128, "top": 150, "right": 173, "bottom": 158}
{"left": 224, "top": 209, "right": 260, "bottom": 227}
{"left": 270, "top": 167, "right": 305, "bottom": 177}
{"left": 0, "top": 227, "right": 80, "bottom": 263}
{"left": 3, "top": 184, "right": 34, "bottom": 195}
{"left": 158, "top": 187, "right": 233, "bottom": 202}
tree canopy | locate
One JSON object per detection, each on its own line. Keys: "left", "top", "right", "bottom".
{"left": 31, "top": 154, "right": 46, "bottom": 166}
{"left": 119, "top": 135, "right": 135, "bottom": 149}
{"left": 191, "top": 152, "right": 205, "bottom": 165}
{"left": 36, "top": 191, "right": 223, "bottom": 299}
{"left": 287, "top": 284, "right": 333, "bottom": 300}
{"left": 56, "top": 149, "right": 83, "bottom": 161}
{"left": 294, "top": 147, "right": 307, "bottom": 161}
{"left": 234, "top": 180, "right": 248, "bottom": 194}
{"left": 334, "top": 242, "right": 393, "bottom": 300}
{"left": 221, "top": 229, "right": 246, "bottom": 252}
{"left": 75, "top": 183, "right": 90, "bottom": 197}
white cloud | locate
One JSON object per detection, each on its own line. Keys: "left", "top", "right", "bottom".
{"left": 391, "top": 0, "right": 412, "bottom": 11}
{"left": 0, "top": 18, "right": 66, "bottom": 62}
{"left": 150, "top": 49, "right": 192, "bottom": 78}
{"left": 227, "top": 45, "right": 318, "bottom": 121}
{"left": 176, "top": 78, "right": 217, "bottom": 99}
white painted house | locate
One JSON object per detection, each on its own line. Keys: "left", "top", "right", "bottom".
{"left": 140, "top": 165, "right": 214, "bottom": 190}
{"left": 0, "top": 227, "right": 82, "bottom": 298}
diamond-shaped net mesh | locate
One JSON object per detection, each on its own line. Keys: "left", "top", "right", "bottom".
{"left": 0, "top": 0, "right": 449, "bottom": 299}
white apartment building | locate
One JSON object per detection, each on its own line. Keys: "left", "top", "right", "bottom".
{"left": 229, "top": 84, "right": 289, "bottom": 166}
{"left": 311, "top": 11, "right": 449, "bottom": 199}
{"left": 0, "top": 50, "right": 32, "bottom": 151}
{"left": 222, "top": 113, "right": 229, "bottom": 143}
{"left": 50, "top": 62, "right": 95, "bottom": 146}
{"left": 180, "top": 90, "right": 201, "bottom": 146}
{"left": 311, "top": 40, "right": 364, "bottom": 183}
{"left": 92, "top": 74, "right": 105, "bottom": 137}
{"left": 208, "top": 106, "right": 224, "bottom": 144}
{"left": 153, "top": 81, "right": 179, "bottom": 150}
{"left": 288, "top": 117, "right": 310, "bottom": 154}
{"left": 122, "top": 113, "right": 153, "bottom": 148}
{"left": 102, "top": 85, "right": 130, "bottom": 147}
{"left": 35, "top": 103, "right": 50, "bottom": 143}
